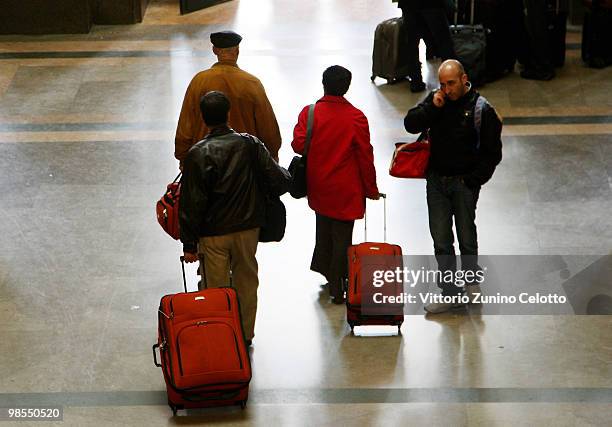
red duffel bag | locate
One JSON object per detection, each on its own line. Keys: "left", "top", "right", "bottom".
{"left": 156, "top": 173, "right": 181, "bottom": 240}
{"left": 389, "top": 138, "right": 430, "bottom": 179}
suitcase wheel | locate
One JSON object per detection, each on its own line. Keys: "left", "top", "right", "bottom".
{"left": 397, "top": 325, "right": 402, "bottom": 335}
{"left": 370, "top": 75, "right": 376, "bottom": 82}
{"left": 239, "top": 400, "right": 247, "bottom": 410}
{"left": 169, "top": 402, "right": 183, "bottom": 416}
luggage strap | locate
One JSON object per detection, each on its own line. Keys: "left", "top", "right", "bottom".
{"left": 364, "top": 193, "right": 387, "bottom": 242}
{"left": 303, "top": 103, "right": 316, "bottom": 157}
{"left": 474, "top": 95, "right": 488, "bottom": 150}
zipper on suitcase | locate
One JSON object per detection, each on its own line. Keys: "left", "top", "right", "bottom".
{"left": 169, "top": 291, "right": 232, "bottom": 317}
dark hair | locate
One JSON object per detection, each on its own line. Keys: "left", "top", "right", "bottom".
{"left": 322, "top": 65, "right": 352, "bottom": 96}
{"left": 200, "top": 91, "right": 230, "bottom": 126}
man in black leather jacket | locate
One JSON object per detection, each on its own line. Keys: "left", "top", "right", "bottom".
{"left": 404, "top": 59, "right": 502, "bottom": 314}
{"left": 180, "top": 91, "right": 290, "bottom": 344}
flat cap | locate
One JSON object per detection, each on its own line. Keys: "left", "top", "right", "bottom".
{"left": 210, "top": 31, "right": 242, "bottom": 48}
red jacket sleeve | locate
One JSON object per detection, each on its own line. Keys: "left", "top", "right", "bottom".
{"left": 291, "top": 106, "right": 309, "bottom": 155}
{"left": 353, "top": 111, "right": 379, "bottom": 198}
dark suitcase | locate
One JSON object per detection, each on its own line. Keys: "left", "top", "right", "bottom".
{"left": 450, "top": 0, "right": 487, "bottom": 87}
{"left": 346, "top": 194, "right": 404, "bottom": 334}
{"left": 371, "top": 17, "right": 411, "bottom": 84}
{"left": 582, "top": 0, "right": 612, "bottom": 68}
{"left": 456, "top": 0, "right": 521, "bottom": 79}
{"left": 152, "top": 257, "right": 251, "bottom": 415}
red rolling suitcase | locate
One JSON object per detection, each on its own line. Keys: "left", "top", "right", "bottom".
{"left": 152, "top": 258, "right": 251, "bottom": 415}
{"left": 346, "top": 194, "right": 404, "bottom": 334}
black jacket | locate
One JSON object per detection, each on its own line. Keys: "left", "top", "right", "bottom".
{"left": 179, "top": 127, "right": 291, "bottom": 252}
{"left": 403, "top": 89, "right": 502, "bottom": 188}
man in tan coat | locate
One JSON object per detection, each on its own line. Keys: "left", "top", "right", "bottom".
{"left": 174, "top": 31, "right": 282, "bottom": 164}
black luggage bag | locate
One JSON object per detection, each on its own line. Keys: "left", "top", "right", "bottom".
{"left": 459, "top": 0, "right": 521, "bottom": 79}
{"left": 450, "top": 0, "right": 487, "bottom": 87}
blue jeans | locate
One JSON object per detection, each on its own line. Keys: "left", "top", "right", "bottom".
{"left": 426, "top": 171, "right": 480, "bottom": 296}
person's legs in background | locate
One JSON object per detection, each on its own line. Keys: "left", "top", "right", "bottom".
{"left": 521, "top": 0, "right": 555, "bottom": 80}
{"left": 311, "top": 213, "right": 333, "bottom": 287}
{"left": 228, "top": 228, "right": 260, "bottom": 343}
{"left": 198, "top": 235, "right": 231, "bottom": 290}
{"left": 327, "top": 217, "right": 355, "bottom": 304}
{"left": 200, "top": 229, "right": 259, "bottom": 344}
{"left": 401, "top": 7, "right": 427, "bottom": 92}
{"left": 422, "top": 25, "right": 439, "bottom": 60}
{"left": 425, "top": 174, "right": 468, "bottom": 314}
{"left": 426, "top": 173, "right": 460, "bottom": 298}
{"left": 420, "top": 8, "right": 456, "bottom": 61}
{"left": 310, "top": 214, "right": 354, "bottom": 303}
{"left": 452, "top": 179, "right": 482, "bottom": 300}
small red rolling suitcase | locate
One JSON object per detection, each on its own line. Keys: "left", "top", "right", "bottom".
{"left": 346, "top": 194, "right": 404, "bottom": 334}
{"left": 152, "top": 258, "right": 251, "bottom": 415}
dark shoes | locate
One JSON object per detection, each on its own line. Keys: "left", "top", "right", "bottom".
{"left": 410, "top": 80, "right": 426, "bottom": 93}
{"left": 520, "top": 68, "right": 555, "bottom": 81}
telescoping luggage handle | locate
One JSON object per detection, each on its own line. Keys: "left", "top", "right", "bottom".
{"left": 180, "top": 256, "right": 189, "bottom": 293}
{"left": 454, "top": 0, "right": 476, "bottom": 26}
{"left": 179, "top": 255, "right": 233, "bottom": 292}
{"left": 364, "top": 193, "right": 387, "bottom": 242}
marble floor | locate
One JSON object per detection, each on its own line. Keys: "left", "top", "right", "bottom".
{"left": 0, "top": 0, "right": 611, "bottom": 425}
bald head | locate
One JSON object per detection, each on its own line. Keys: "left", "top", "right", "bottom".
{"left": 438, "top": 59, "right": 469, "bottom": 101}
{"left": 438, "top": 59, "right": 465, "bottom": 78}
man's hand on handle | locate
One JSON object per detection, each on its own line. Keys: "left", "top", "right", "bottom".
{"left": 183, "top": 252, "right": 198, "bottom": 263}
{"left": 367, "top": 192, "right": 386, "bottom": 201}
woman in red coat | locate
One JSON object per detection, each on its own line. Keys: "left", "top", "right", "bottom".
{"left": 291, "top": 65, "right": 380, "bottom": 304}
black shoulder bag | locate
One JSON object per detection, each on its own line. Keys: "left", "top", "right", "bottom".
{"left": 288, "top": 104, "right": 315, "bottom": 199}
{"left": 246, "top": 135, "right": 287, "bottom": 243}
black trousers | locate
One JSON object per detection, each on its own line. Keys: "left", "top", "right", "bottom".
{"left": 401, "top": 7, "right": 456, "bottom": 81}
{"left": 310, "top": 214, "right": 355, "bottom": 299}
{"left": 523, "top": 0, "right": 554, "bottom": 72}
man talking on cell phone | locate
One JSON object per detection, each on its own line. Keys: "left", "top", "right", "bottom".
{"left": 403, "top": 59, "right": 503, "bottom": 314}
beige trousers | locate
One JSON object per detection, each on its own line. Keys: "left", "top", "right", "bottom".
{"left": 198, "top": 228, "right": 259, "bottom": 341}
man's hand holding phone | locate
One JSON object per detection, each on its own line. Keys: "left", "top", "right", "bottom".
{"left": 433, "top": 90, "right": 446, "bottom": 108}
